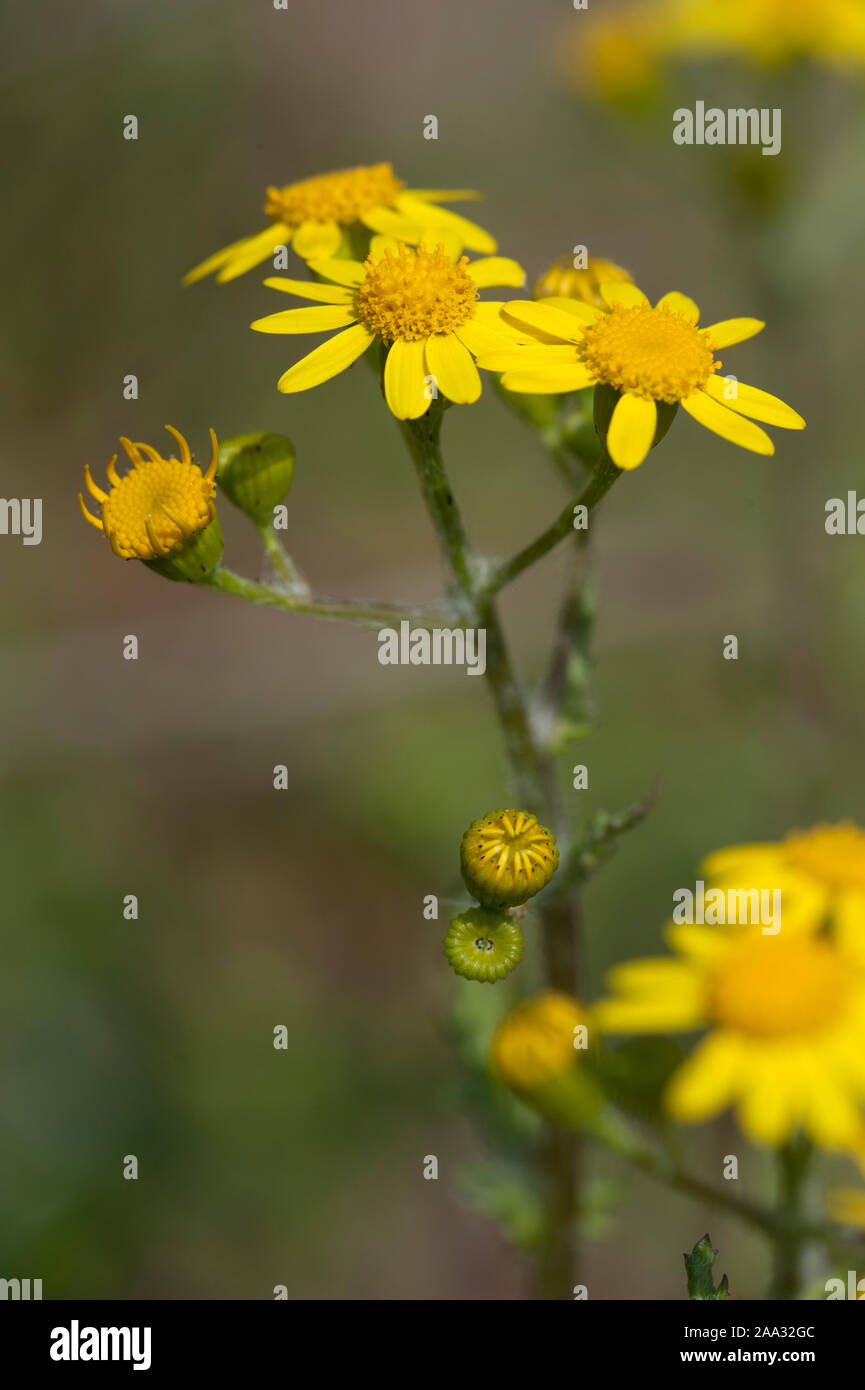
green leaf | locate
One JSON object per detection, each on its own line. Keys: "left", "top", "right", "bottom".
{"left": 684, "top": 1234, "right": 730, "bottom": 1300}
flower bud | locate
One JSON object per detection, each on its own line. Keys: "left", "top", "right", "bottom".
{"left": 217, "top": 432, "right": 296, "bottom": 525}
{"left": 443, "top": 908, "right": 524, "bottom": 983}
{"left": 490, "top": 991, "right": 599, "bottom": 1125}
{"left": 533, "top": 254, "right": 632, "bottom": 308}
{"left": 460, "top": 809, "right": 558, "bottom": 909}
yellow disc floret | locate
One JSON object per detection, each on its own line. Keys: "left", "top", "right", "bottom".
{"left": 79, "top": 425, "right": 218, "bottom": 559}
{"left": 264, "top": 162, "right": 404, "bottom": 229}
{"left": 782, "top": 823, "right": 865, "bottom": 892}
{"left": 354, "top": 244, "right": 478, "bottom": 343}
{"left": 577, "top": 304, "right": 719, "bottom": 402}
{"left": 706, "top": 936, "right": 849, "bottom": 1040}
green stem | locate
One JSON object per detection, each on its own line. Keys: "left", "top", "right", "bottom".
{"left": 484, "top": 449, "right": 621, "bottom": 596}
{"left": 257, "top": 523, "right": 309, "bottom": 593}
{"left": 768, "top": 1136, "right": 811, "bottom": 1300}
{"left": 399, "top": 402, "right": 580, "bottom": 1298}
{"left": 201, "top": 565, "right": 455, "bottom": 631}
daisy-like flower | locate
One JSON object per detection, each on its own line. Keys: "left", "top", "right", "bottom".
{"left": 595, "top": 922, "right": 865, "bottom": 1149}
{"left": 78, "top": 425, "right": 222, "bottom": 579}
{"left": 183, "top": 162, "right": 496, "bottom": 284}
{"left": 477, "top": 282, "right": 805, "bottom": 469}
{"left": 703, "top": 822, "right": 865, "bottom": 938}
{"left": 249, "top": 238, "right": 527, "bottom": 420}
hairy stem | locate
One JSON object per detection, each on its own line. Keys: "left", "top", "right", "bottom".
{"left": 399, "top": 401, "right": 582, "bottom": 1299}
{"left": 768, "top": 1137, "right": 811, "bottom": 1300}
{"left": 202, "top": 565, "right": 455, "bottom": 630}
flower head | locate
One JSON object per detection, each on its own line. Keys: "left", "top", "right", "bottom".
{"left": 461, "top": 809, "right": 559, "bottom": 908}
{"left": 183, "top": 162, "right": 496, "bottom": 283}
{"left": 533, "top": 253, "right": 633, "bottom": 307}
{"left": 491, "top": 991, "right": 588, "bottom": 1089}
{"left": 596, "top": 922, "right": 865, "bottom": 1149}
{"left": 79, "top": 426, "right": 222, "bottom": 578}
{"left": 443, "top": 907, "right": 524, "bottom": 983}
{"left": 249, "top": 239, "right": 526, "bottom": 419}
{"left": 478, "top": 282, "right": 804, "bottom": 469}
{"left": 703, "top": 822, "right": 865, "bottom": 938}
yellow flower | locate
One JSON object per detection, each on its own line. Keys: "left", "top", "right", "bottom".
{"left": 568, "top": 12, "right": 665, "bottom": 104}
{"left": 477, "top": 282, "right": 804, "bottom": 469}
{"left": 79, "top": 425, "right": 219, "bottom": 560}
{"left": 703, "top": 822, "right": 865, "bottom": 938}
{"left": 491, "top": 991, "right": 589, "bottom": 1090}
{"left": 596, "top": 923, "right": 865, "bottom": 1148}
{"left": 663, "top": 0, "right": 865, "bottom": 71}
{"left": 827, "top": 1184, "right": 865, "bottom": 1230}
{"left": 183, "top": 162, "right": 496, "bottom": 284}
{"left": 533, "top": 253, "right": 633, "bottom": 307}
{"left": 249, "top": 239, "right": 526, "bottom": 419}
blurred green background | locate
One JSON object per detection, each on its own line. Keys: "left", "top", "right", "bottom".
{"left": 2, "top": 0, "right": 864, "bottom": 1298}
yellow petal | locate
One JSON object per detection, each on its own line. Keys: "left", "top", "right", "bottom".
{"left": 425, "top": 333, "right": 482, "bottom": 404}
{"left": 736, "top": 1052, "right": 798, "bottom": 1145}
{"left": 703, "top": 375, "right": 805, "bottom": 429}
{"left": 500, "top": 300, "right": 586, "bottom": 343}
{"left": 500, "top": 367, "right": 598, "bottom": 394}
{"left": 277, "top": 323, "right": 374, "bottom": 394}
{"left": 394, "top": 193, "right": 496, "bottom": 253}
{"left": 262, "top": 277, "right": 354, "bottom": 304}
{"left": 214, "top": 226, "right": 289, "bottom": 283}
{"left": 665, "top": 1032, "right": 744, "bottom": 1122}
{"left": 409, "top": 189, "right": 483, "bottom": 202}
{"left": 454, "top": 316, "right": 530, "bottom": 356}
{"left": 537, "top": 297, "right": 602, "bottom": 323}
{"left": 250, "top": 305, "right": 357, "bottom": 334}
{"left": 682, "top": 390, "right": 774, "bottom": 454}
{"left": 656, "top": 291, "right": 700, "bottom": 323}
{"left": 467, "top": 257, "right": 526, "bottom": 289}
{"left": 600, "top": 281, "right": 649, "bottom": 310}
{"left": 384, "top": 338, "right": 430, "bottom": 420}
{"left": 182, "top": 232, "right": 264, "bottom": 286}
{"left": 305, "top": 258, "right": 366, "bottom": 287}
{"left": 291, "top": 220, "right": 343, "bottom": 260}
{"left": 702, "top": 317, "right": 765, "bottom": 348}
{"left": 474, "top": 345, "right": 583, "bottom": 372}
{"left": 606, "top": 393, "right": 657, "bottom": 470}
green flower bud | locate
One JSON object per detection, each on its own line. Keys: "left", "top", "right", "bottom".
{"left": 461, "top": 809, "right": 559, "bottom": 909}
{"left": 143, "top": 507, "right": 224, "bottom": 583}
{"left": 217, "top": 432, "right": 296, "bottom": 525}
{"left": 443, "top": 908, "right": 524, "bottom": 983}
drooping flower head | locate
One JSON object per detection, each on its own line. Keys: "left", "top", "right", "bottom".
{"left": 478, "top": 282, "right": 804, "bottom": 469}
{"left": 183, "top": 162, "right": 496, "bottom": 284}
{"left": 596, "top": 921, "right": 865, "bottom": 1149}
{"left": 79, "top": 426, "right": 222, "bottom": 579}
{"left": 249, "top": 237, "right": 527, "bottom": 419}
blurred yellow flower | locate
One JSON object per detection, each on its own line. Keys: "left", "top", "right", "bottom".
{"left": 533, "top": 253, "right": 633, "bottom": 307}
{"left": 703, "top": 823, "right": 865, "bottom": 937}
{"left": 491, "top": 991, "right": 589, "bottom": 1090}
{"left": 567, "top": 0, "right": 865, "bottom": 106}
{"left": 79, "top": 425, "right": 218, "bottom": 560}
{"left": 478, "top": 281, "right": 804, "bottom": 469}
{"left": 596, "top": 923, "right": 865, "bottom": 1148}
{"left": 249, "top": 239, "right": 526, "bottom": 419}
{"left": 183, "top": 162, "right": 496, "bottom": 284}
